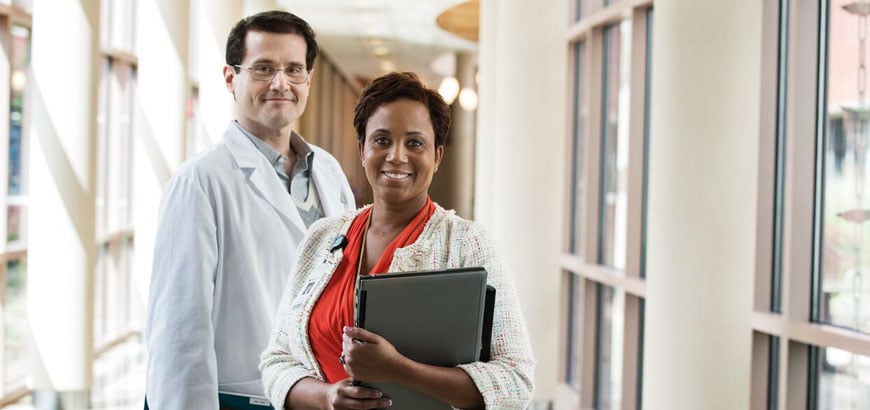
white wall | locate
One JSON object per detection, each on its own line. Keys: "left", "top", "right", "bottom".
{"left": 642, "top": 0, "right": 761, "bottom": 408}
{"left": 476, "top": 0, "right": 567, "bottom": 404}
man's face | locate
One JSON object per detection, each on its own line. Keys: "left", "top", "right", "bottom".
{"left": 224, "top": 30, "right": 312, "bottom": 136}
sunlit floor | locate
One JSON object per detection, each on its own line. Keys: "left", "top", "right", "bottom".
{"left": 5, "top": 337, "right": 146, "bottom": 410}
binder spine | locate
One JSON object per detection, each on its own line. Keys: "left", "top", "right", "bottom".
{"left": 355, "top": 290, "right": 367, "bottom": 328}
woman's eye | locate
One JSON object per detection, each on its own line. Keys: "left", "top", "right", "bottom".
{"left": 407, "top": 139, "right": 424, "bottom": 148}
{"left": 373, "top": 137, "right": 390, "bottom": 145}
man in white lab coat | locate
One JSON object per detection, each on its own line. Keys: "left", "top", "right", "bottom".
{"left": 145, "top": 11, "right": 356, "bottom": 409}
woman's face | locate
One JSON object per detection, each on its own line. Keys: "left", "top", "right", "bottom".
{"left": 359, "top": 99, "right": 443, "bottom": 208}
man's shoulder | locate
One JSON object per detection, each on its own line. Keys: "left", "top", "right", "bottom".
{"left": 307, "top": 143, "right": 341, "bottom": 166}
{"left": 175, "top": 142, "right": 235, "bottom": 176}
{"left": 163, "top": 142, "right": 239, "bottom": 192}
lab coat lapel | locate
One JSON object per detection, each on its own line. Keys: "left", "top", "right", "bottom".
{"left": 309, "top": 148, "right": 343, "bottom": 217}
{"left": 222, "top": 124, "right": 307, "bottom": 237}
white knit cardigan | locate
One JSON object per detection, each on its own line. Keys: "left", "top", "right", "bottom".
{"left": 260, "top": 204, "right": 535, "bottom": 409}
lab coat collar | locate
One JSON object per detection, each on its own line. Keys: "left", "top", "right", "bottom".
{"left": 221, "top": 123, "right": 306, "bottom": 238}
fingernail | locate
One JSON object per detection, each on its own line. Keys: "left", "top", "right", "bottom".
{"left": 385, "top": 399, "right": 393, "bottom": 407}
{"left": 373, "top": 391, "right": 382, "bottom": 398}
{"left": 342, "top": 326, "right": 348, "bottom": 332}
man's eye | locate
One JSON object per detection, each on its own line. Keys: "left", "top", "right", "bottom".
{"left": 253, "top": 66, "right": 274, "bottom": 74}
{"left": 287, "top": 67, "right": 304, "bottom": 75}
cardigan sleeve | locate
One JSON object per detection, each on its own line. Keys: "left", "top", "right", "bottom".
{"left": 455, "top": 222, "right": 536, "bottom": 409}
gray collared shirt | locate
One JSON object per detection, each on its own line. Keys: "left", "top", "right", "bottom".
{"left": 234, "top": 121, "right": 324, "bottom": 227}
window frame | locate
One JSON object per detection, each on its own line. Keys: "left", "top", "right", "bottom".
{"left": 0, "top": 2, "right": 30, "bottom": 404}
{"left": 751, "top": 0, "right": 870, "bottom": 408}
{"left": 559, "top": 1, "right": 653, "bottom": 409}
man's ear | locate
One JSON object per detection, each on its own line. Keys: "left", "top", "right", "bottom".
{"left": 223, "top": 65, "right": 236, "bottom": 96}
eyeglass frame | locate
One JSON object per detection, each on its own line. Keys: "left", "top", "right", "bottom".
{"left": 233, "top": 64, "right": 311, "bottom": 84}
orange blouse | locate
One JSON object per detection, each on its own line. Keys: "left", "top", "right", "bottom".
{"left": 308, "top": 198, "right": 436, "bottom": 383}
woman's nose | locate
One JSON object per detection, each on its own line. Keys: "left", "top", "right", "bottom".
{"left": 387, "top": 145, "right": 407, "bottom": 163}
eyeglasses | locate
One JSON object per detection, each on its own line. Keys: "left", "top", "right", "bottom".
{"left": 234, "top": 64, "right": 310, "bottom": 84}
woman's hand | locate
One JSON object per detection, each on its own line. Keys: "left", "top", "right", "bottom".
{"left": 322, "top": 378, "right": 392, "bottom": 410}
{"left": 338, "top": 326, "right": 484, "bottom": 409}
{"left": 341, "top": 326, "right": 408, "bottom": 383}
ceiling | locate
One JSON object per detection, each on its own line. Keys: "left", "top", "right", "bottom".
{"left": 276, "top": 0, "right": 478, "bottom": 87}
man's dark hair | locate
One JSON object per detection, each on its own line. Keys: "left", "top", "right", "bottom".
{"left": 353, "top": 72, "right": 451, "bottom": 147}
{"left": 226, "top": 10, "right": 318, "bottom": 72}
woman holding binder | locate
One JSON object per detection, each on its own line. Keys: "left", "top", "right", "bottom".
{"left": 260, "top": 72, "right": 534, "bottom": 410}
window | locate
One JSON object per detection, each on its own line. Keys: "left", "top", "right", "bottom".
{"left": 570, "top": 41, "right": 586, "bottom": 254}
{"left": 598, "top": 20, "right": 630, "bottom": 271}
{"left": 560, "top": 2, "right": 653, "bottom": 409}
{"left": 0, "top": 11, "right": 30, "bottom": 400}
{"left": 594, "top": 284, "right": 625, "bottom": 409}
{"left": 752, "top": 1, "right": 870, "bottom": 409}
{"left": 95, "top": 0, "right": 137, "bottom": 357}
{"left": 819, "top": 0, "right": 870, "bottom": 334}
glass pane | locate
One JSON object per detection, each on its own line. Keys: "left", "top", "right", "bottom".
{"left": 571, "top": 41, "right": 586, "bottom": 254}
{"left": 818, "top": 347, "right": 870, "bottom": 409}
{"left": 108, "top": 64, "right": 133, "bottom": 231}
{"left": 97, "top": 58, "right": 110, "bottom": 235}
{"left": 12, "top": 0, "right": 31, "bottom": 14}
{"left": 640, "top": 8, "right": 653, "bottom": 279}
{"left": 768, "top": 336, "right": 780, "bottom": 410}
{"left": 8, "top": 25, "right": 30, "bottom": 196}
{"left": 771, "top": 0, "right": 789, "bottom": 313}
{"left": 94, "top": 243, "right": 107, "bottom": 346}
{"left": 637, "top": 298, "right": 645, "bottom": 410}
{"left": 819, "top": 3, "right": 870, "bottom": 333}
{"left": 595, "top": 284, "right": 625, "bottom": 409}
{"left": 599, "top": 20, "right": 631, "bottom": 270}
{"left": 565, "top": 273, "right": 582, "bottom": 388}
{"left": 107, "top": 0, "right": 136, "bottom": 53}
{"left": 4, "top": 259, "right": 28, "bottom": 387}
{"left": 575, "top": 0, "right": 585, "bottom": 21}
{"left": 7, "top": 205, "right": 25, "bottom": 244}
{"left": 187, "top": 88, "right": 210, "bottom": 157}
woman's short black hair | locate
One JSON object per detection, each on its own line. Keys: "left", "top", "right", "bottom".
{"left": 353, "top": 72, "right": 450, "bottom": 147}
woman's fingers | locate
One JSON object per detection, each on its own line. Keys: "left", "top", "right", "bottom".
{"left": 335, "top": 379, "right": 393, "bottom": 409}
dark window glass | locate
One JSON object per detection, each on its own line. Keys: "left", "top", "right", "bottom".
{"left": 817, "top": 346, "right": 870, "bottom": 409}
{"left": 565, "top": 273, "right": 582, "bottom": 388}
{"left": 594, "top": 284, "right": 624, "bottom": 409}
{"left": 817, "top": 0, "right": 870, "bottom": 333}
{"left": 599, "top": 21, "right": 631, "bottom": 271}
{"left": 4, "top": 259, "right": 28, "bottom": 388}
{"left": 571, "top": 41, "right": 586, "bottom": 255}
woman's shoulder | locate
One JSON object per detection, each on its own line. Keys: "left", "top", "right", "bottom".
{"left": 308, "top": 205, "right": 371, "bottom": 236}
{"left": 430, "top": 203, "right": 491, "bottom": 237}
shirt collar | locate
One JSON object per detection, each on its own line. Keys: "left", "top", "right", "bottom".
{"left": 234, "top": 120, "right": 315, "bottom": 170}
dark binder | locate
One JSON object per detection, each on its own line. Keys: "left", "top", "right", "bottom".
{"left": 217, "top": 392, "right": 273, "bottom": 409}
{"left": 353, "top": 267, "right": 492, "bottom": 410}
{"left": 480, "top": 285, "right": 496, "bottom": 362}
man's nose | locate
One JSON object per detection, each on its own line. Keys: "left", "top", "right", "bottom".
{"left": 269, "top": 71, "right": 290, "bottom": 90}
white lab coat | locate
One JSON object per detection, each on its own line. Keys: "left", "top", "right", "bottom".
{"left": 145, "top": 123, "right": 356, "bottom": 409}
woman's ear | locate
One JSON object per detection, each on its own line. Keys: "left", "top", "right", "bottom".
{"left": 358, "top": 140, "right": 366, "bottom": 166}
{"left": 434, "top": 145, "right": 444, "bottom": 171}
